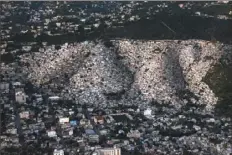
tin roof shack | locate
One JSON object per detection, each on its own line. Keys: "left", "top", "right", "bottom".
{"left": 80, "top": 118, "right": 91, "bottom": 126}
{"left": 6, "top": 128, "right": 17, "bottom": 135}
{"left": 99, "top": 129, "right": 109, "bottom": 136}
{"left": 87, "top": 108, "right": 94, "bottom": 113}
{"left": 4, "top": 102, "right": 11, "bottom": 109}
{"left": 85, "top": 129, "right": 99, "bottom": 143}
{"left": 3, "top": 107, "right": 15, "bottom": 131}
{"left": 85, "top": 129, "right": 96, "bottom": 135}
{"left": 105, "top": 115, "right": 114, "bottom": 124}
{"left": 77, "top": 107, "right": 83, "bottom": 113}
{"left": 32, "top": 94, "right": 43, "bottom": 102}
{"left": 127, "top": 130, "right": 141, "bottom": 139}
{"left": 94, "top": 116, "right": 104, "bottom": 125}
{"left": 88, "top": 134, "right": 100, "bottom": 143}
{"left": 9, "top": 135, "right": 20, "bottom": 145}
{"left": 58, "top": 117, "right": 74, "bottom": 139}
{"left": 0, "top": 82, "right": 9, "bottom": 94}
{"left": 12, "top": 82, "right": 24, "bottom": 89}
{"left": 70, "top": 120, "right": 78, "bottom": 126}
{"left": 61, "top": 127, "right": 74, "bottom": 138}
{"left": 29, "top": 122, "right": 45, "bottom": 133}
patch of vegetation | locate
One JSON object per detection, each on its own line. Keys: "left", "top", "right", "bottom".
{"left": 1, "top": 53, "right": 15, "bottom": 64}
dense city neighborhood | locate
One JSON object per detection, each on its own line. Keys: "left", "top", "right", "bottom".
{"left": 1, "top": 80, "right": 183, "bottom": 155}
{"left": 1, "top": 81, "right": 138, "bottom": 155}
{"left": 1, "top": 1, "right": 232, "bottom": 155}
{"left": 1, "top": 75, "right": 232, "bottom": 155}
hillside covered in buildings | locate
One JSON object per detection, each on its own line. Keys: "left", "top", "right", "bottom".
{"left": 1, "top": 1, "right": 232, "bottom": 155}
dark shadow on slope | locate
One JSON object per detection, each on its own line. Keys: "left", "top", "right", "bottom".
{"left": 103, "top": 90, "right": 126, "bottom": 100}
{"left": 163, "top": 47, "right": 187, "bottom": 91}
{"left": 203, "top": 49, "right": 232, "bottom": 118}
{"left": 1, "top": 53, "right": 15, "bottom": 64}
{"left": 102, "top": 41, "right": 135, "bottom": 101}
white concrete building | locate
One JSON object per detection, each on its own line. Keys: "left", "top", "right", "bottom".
{"left": 94, "top": 147, "right": 121, "bottom": 155}
{"left": 47, "top": 131, "right": 57, "bottom": 138}
{"left": 15, "top": 91, "right": 26, "bottom": 103}
{"left": 53, "top": 149, "right": 64, "bottom": 155}
{"left": 6, "top": 128, "right": 17, "bottom": 135}
{"left": 127, "top": 130, "right": 141, "bottom": 138}
{"left": 0, "top": 82, "right": 9, "bottom": 90}
{"left": 49, "top": 96, "right": 60, "bottom": 101}
{"left": 144, "top": 108, "right": 152, "bottom": 116}
{"left": 59, "top": 117, "right": 69, "bottom": 124}
{"left": 19, "top": 111, "right": 29, "bottom": 119}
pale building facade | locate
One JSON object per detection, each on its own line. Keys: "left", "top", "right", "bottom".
{"left": 95, "top": 148, "right": 121, "bottom": 155}
{"left": 15, "top": 91, "right": 26, "bottom": 103}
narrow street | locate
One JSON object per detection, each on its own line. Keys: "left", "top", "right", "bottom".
{"left": 9, "top": 85, "right": 23, "bottom": 143}
{"left": 12, "top": 100, "right": 22, "bottom": 136}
